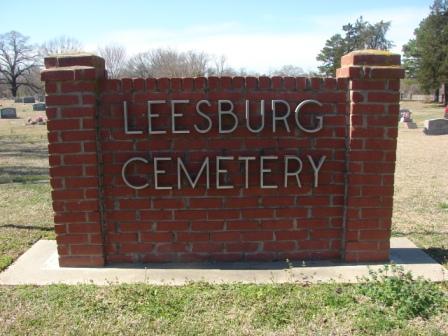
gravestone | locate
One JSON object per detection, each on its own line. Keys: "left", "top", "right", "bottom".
{"left": 399, "top": 109, "right": 417, "bottom": 129}
{"left": 32, "top": 103, "right": 46, "bottom": 111}
{"left": 23, "top": 96, "right": 35, "bottom": 103}
{"left": 14, "top": 97, "right": 23, "bottom": 103}
{"left": 0, "top": 108, "right": 17, "bottom": 119}
{"left": 423, "top": 118, "right": 448, "bottom": 135}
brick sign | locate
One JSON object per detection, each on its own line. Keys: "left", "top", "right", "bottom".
{"left": 42, "top": 51, "right": 404, "bottom": 267}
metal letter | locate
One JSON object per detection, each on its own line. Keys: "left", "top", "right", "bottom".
{"left": 245, "top": 100, "right": 265, "bottom": 133}
{"left": 177, "top": 157, "right": 210, "bottom": 189}
{"left": 154, "top": 157, "right": 173, "bottom": 190}
{"left": 238, "top": 156, "right": 256, "bottom": 188}
{"left": 216, "top": 156, "right": 235, "bottom": 189}
{"left": 284, "top": 156, "right": 303, "bottom": 188}
{"left": 171, "top": 100, "right": 190, "bottom": 134}
{"left": 294, "top": 99, "right": 323, "bottom": 133}
{"left": 194, "top": 100, "right": 212, "bottom": 134}
{"left": 123, "top": 101, "right": 143, "bottom": 135}
{"left": 272, "top": 100, "right": 291, "bottom": 133}
{"left": 218, "top": 100, "right": 238, "bottom": 134}
{"left": 148, "top": 100, "right": 167, "bottom": 134}
{"left": 121, "top": 157, "right": 149, "bottom": 190}
{"left": 260, "top": 156, "right": 278, "bottom": 189}
{"left": 307, "top": 155, "right": 326, "bottom": 188}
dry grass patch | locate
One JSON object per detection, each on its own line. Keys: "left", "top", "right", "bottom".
{"left": 0, "top": 100, "right": 49, "bottom": 184}
{"left": 393, "top": 101, "right": 448, "bottom": 267}
{"left": 0, "top": 183, "right": 53, "bottom": 270}
{"left": 0, "top": 100, "right": 52, "bottom": 270}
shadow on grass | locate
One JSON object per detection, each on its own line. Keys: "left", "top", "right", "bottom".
{"left": 393, "top": 231, "right": 448, "bottom": 236}
{"left": 0, "top": 166, "right": 49, "bottom": 184}
{"left": 422, "top": 247, "right": 448, "bottom": 266}
{"left": 0, "top": 176, "right": 49, "bottom": 184}
{"left": 0, "top": 224, "right": 53, "bottom": 231}
{"left": 390, "top": 232, "right": 447, "bottom": 267}
{"left": 0, "top": 137, "right": 50, "bottom": 184}
{"left": 0, "top": 148, "right": 48, "bottom": 159}
{"left": 0, "top": 139, "right": 48, "bottom": 159}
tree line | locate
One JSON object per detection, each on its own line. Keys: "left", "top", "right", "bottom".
{"left": 316, "top": 0, "right": 448, "bottom": 104}
{"left": 1, "top": 0, "right": 447, "bottom": 104}
{"left": 0, "top": 32, "right": 306, "bottom": 98}
{"left": 402, "top": 0, "right": 448, "bottom": 102}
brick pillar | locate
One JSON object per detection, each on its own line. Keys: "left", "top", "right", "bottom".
{"left": 41, "top": 54, "right": 107, "bottom": 267}
{"left": 337, "top": 50, "right": 405, "bottom": 262}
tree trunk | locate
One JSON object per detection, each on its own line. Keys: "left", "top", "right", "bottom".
{"left": 10, "top": 78, "right": 17, "bottom": 97}
{"left": 444, "top": 83, "right": 448, "bottom": 106}
{"left": 434, "top": 88, "right": 439, "bottom": 102}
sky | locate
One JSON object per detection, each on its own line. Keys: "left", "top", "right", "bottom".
{"left": 2, "top": 0, "right": 433, "bottom": 73}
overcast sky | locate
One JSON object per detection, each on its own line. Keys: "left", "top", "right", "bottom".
{"left": 3, "top": 0, "right": 432, "bottom": 73}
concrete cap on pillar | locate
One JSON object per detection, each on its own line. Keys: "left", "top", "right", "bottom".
{"left": 337, "top": 50, "right": 404, "bottom": 79}
{"left": 44, "top": 53, "right": 105, "bottom": 70}
{"left": 341, "top": 49, "right": 401, "bottom": 67}
{"left": 41, "top": 53, "right": 106, "bottom": 81}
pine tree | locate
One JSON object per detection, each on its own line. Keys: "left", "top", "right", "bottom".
{"left": 316, "top": 17, "right": 393, "bottom": 76}
{"left": 403, "top": 0, "right": 448, "bottom": 103}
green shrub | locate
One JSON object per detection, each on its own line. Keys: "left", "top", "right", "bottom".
{"left": 358, "top": 264, "right": 446, "bottom": 319}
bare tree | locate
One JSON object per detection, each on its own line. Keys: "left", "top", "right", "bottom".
{"left": 0, "top": 83, "right": 11, "bottom": 98}
{"left": 0, "top": 31, "right": 40, "bottom": 97}
{"left": 125, "top": 48, "right": 210, "bottom": 78}
{"left": 126, "top": 51, "right": 154, "bottom": 77}
{"left": 17, "top": 66, "right": 44, "bottom": 96}
{"left": 41, "top": 35, "right": 83, "bottom": 56}
{"left": 184, "top": 51, "right": 208, "bottom": 76}
{"left": 270, "top": 65, "right": 305, "bottom": 77}
{"left": 213, "top": 55, "right": 227, "bottom": 76}
{"left": 97, "top": 44, "right": 127, "bottom": 79}
{"left": 149, "top": 49, "right": 184, "bottom": 77}
{"left": 208, "top": 55, "right": 237, "bottom": 76}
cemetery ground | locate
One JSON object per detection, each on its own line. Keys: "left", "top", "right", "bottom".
{"left": 0, "top": 99, "right": 447, "bottom": 335}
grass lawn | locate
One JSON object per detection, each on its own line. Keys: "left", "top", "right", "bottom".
{"left": 393, "top": 101, "right": 448, "bottom": 268}
{"left": 0, "top": 100, "right": 53, "bottom": 271}
{"left": 0, "top": 280, "right": 447, "bottom": 335}
{"left": 0, "top": 99, "right": 447, "bottom": 335}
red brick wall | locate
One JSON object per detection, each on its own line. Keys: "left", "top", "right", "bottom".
{"left": 337, "top": 52, "right": 404, "bottom": 262}
{"left": 41, "top": 51, "right": 404, "bottom": 267}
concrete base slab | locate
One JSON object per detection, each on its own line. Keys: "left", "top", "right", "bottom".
{"left": 0, "top": 238, "right": 446, "bottom": 285}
